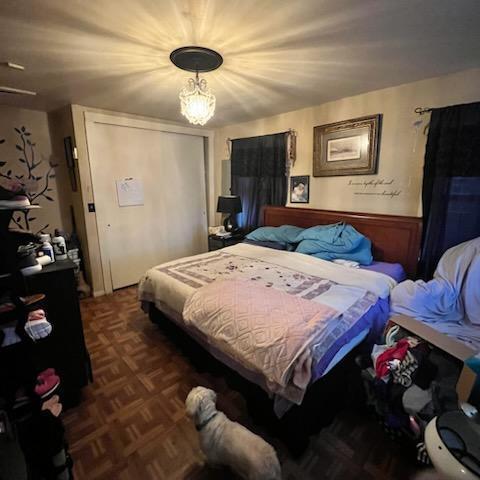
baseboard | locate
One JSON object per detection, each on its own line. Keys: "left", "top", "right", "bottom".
{"left": 93, "top": 289, "right": 105, "bottom": 298}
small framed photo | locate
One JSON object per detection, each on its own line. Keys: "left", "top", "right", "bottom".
{"left": 313, "top": 114, "right": 381, "bottom": 176}
{"left": 290, "top": 175, "right": 309, "bottom": 203}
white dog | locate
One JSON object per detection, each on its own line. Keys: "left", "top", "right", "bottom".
{"left": 185, "top": 386, "right": 282, "bottom": 480}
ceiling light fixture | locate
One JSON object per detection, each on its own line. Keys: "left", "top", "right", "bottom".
{"left": 170, "top": 46, "right": 223, "bottom": 126}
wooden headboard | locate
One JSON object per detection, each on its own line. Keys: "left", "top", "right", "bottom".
{"left": 262, "top": 206, "right": 422, "bottom": 278}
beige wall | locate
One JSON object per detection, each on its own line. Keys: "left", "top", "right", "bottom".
{"left": 214, "top": 68, "right": 480, "bottom": 221}
{"left": 0, "top": 105, "right": 70, "bottom": 233}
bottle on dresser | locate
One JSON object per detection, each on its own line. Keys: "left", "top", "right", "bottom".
{"left": 39, "top": 233, "right": 55, "bottom": 262}
{"left": 52, "top": 229, "right": 68, "bottom": 261}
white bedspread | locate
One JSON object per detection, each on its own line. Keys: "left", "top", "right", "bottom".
{"left": 138, "top": 243, "right": 396, "bottom": 316}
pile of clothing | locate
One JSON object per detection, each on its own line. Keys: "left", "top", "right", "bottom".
{"left": 362, "top": 325, "right": 461, "bottom": 462}
{"left": 372, "top": 332, "right": 423, "bottom": 388}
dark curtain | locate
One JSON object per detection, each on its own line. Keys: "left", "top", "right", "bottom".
{"left": 231, "top": 133, "right": 287, "bottom": 230}
{"left": 419, "top": 101, "right": 480, "bottom": 278}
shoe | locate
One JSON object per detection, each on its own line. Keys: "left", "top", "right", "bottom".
{"left": 24, "top": 309, "right": 52, "bottom": 341}
{"left": 1, "top": 326, "right": 22, "bottom": 347}
{"left": 0, "top": 194, "right": 30, "bottom": 208}
{"left": 37, "top": 368, "right": 56, "bottom": 380}
{"left": 0, "top": 182, "right": 26, "bottom": 200}
{"left": 0, "top": 293, "right": 15, "bottom": 313}
{"left": 0, "top": 302, "right": 15, "bottom": 314}
{"left": 0, "top": 182, "right": 30, "bottom": 208}
{"left": 35, "top": 372, "right": 60, "bottom": 398}
{"left": 12, "top": 395, "right": 34, "bottom": 422}
{"left": 17, "top": 243, "right": 37, "bottom": 256}
{"left": 19, "top": 293, "right": 46, "bottom": 307}
{"left": 18, "top": 253, "right": 41, "bottom": 276}
{"left": 17, "top": 246, "right": 42, "bottom": 276}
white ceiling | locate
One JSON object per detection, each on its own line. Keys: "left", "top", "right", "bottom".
{"left": 1, "top": 0, "right": 479, "bottom": 127}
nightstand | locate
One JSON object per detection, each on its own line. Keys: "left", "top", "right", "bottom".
{"left": 208, "top": 233, "right": 245, "bottom": 251}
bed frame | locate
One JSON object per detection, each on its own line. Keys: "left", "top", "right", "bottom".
{"left": 262, "top": 206, "right": 422, "bottom": 277}
{"left": 148, "top": 207, "right": 423, "bottom": 453}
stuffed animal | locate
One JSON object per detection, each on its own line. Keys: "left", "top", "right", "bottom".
{"left": 186, "top": 386, "right": 282, "bottom": 480}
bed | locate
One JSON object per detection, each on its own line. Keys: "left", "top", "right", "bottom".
{"left": 139, "top": 207, "right": 422, "bottom": 414}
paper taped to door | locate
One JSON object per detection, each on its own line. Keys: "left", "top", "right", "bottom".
{"left": 116, "top": 178, "right": 144, "bottom": 207}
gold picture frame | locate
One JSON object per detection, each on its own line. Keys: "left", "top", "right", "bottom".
{"left": 313, "top": 114, "right": 382, "bottom": 177}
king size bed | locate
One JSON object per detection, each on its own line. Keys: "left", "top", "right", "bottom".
{"left": 138, "top": 206, "right": 422, "bottom": 417}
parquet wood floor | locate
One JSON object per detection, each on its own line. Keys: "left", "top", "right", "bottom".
{"left": 63, "top": 286, "right": 422, "bottom": 480}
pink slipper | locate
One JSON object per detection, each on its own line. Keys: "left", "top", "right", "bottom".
{"left": 35, "top": 373, "right": 60, "bottom": 398}
{"left": 37, "top": 368, "right": 56, "bottom": 380}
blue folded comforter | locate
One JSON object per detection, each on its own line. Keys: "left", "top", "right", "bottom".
{"left": 295, "top": 223, "right": 373, "bottom": 265}
{"left": 246, "top": 222, "right": 373, "bottom": 265}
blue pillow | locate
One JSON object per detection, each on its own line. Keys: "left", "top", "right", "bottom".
{"left": 246, "top": 225, "right": 304, "bottom": 244}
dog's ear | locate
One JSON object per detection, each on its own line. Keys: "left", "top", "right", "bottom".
{"left": 207, "top": 389, "right": 217, "bottom": 404}
{"left": 185, "top": 390, "right": 199, "bottom": 417}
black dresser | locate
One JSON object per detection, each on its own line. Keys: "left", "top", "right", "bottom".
{"left": 24, "top": 259, "right": 92, "bottom": 407}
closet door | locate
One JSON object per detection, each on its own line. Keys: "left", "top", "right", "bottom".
{"left": 86, "top": 121, "right": 207, "bottom": 290}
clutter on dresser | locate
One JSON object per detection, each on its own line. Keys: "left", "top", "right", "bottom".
{"left": 0, "top": 182, "right": 91, "bottom": 478}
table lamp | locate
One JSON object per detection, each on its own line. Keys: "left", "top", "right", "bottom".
{"left": 217, "top": 195, "right": 242, "bottom": 233}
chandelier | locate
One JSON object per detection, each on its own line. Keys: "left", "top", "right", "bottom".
{"left": 170, "top": 46, "right": 223, "bottom": 126}
{"left": 179, "top": 72, "right": 215, "bottom": 126}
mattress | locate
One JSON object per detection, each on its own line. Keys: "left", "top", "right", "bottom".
{"left": 360, "top": 261, "right": 407, "bottom": 282}
{"left": 139, "top": 244, "right": 394, "bottom": 407}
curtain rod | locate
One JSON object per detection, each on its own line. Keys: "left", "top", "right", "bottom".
{"left": 415, "top": 107, "right": 432, "bottom": 115}
{"left": 226, "top": 129, "right": 296, "bottom": 142}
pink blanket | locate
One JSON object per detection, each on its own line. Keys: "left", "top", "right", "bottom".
{"left": 183, "top": 279, "right": 339, "bottom": 404}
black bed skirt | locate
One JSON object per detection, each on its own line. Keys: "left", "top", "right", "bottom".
{"left": 148, "top": 303, "right": 367, "bottom": 455}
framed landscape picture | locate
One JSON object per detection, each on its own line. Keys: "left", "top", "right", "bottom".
{"left": 313, "top": 114, "right": 381, "bottom": 176}
{"left": 290, "top": 175, "right": 309, "bottom": 203}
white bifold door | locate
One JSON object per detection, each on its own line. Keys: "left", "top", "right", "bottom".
{"left": 85, "top": 118, "right": 208, "bottom": 291}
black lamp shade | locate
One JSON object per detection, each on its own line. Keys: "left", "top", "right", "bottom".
{"left": 217, "top": 195, "right": 242, "bottom": 214}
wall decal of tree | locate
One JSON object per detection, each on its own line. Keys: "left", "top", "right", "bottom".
{"left": 0, "top": 126, "right": 58, "bottom": 233}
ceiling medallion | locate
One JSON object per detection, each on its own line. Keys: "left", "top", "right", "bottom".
{"left": 170, "top": 46, "right": 223, "bottom": 126}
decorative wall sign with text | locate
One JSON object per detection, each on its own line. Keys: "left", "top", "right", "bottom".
{"left": 347, "top": 178, "right": 402, "bottom": 198}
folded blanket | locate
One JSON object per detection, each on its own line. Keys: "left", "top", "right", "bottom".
{"left": 183, "top": 279, "right": 339, "bottom": 405}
